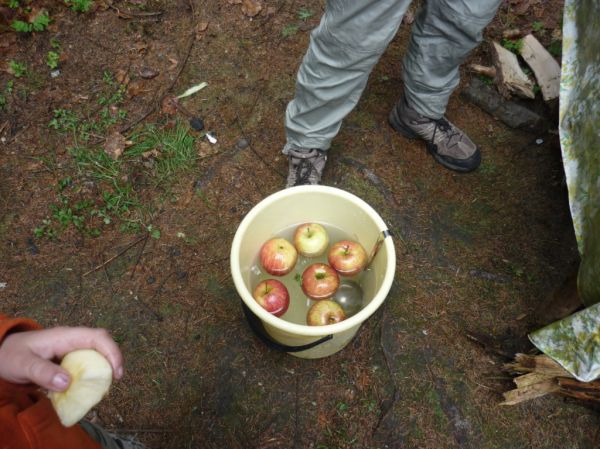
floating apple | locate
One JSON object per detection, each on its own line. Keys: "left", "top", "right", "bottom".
{"left": 293, "top": 223, "right": 329, "bottom": 258}
{"left": 252, "top": 279, "right": 290, "bottom": 317}
{"left": 307, "top": 300, "right": 346, "bottom": 326}
{"left": 301, "top": 263, "right": 340, "bottom": 300}
{"left": 332, "top": 280, "right": 363, "bottom": 317}
{"left": 260, "top": 237, "right": 298, "bottom": 276}
{"left": 328, "top": 240, "right": 367, "bottom": 276}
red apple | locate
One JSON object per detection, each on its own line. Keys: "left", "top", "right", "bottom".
{"left": 260, "top": 237, "right": 298, "bottom": 276}
{"left": 301, "top": 263, "right": 340, "bottom": 300}
{"left": 293, "top": 223, "right": 329, "bottom": 258}
{"left": 306, "top": 300, "right": 346, "bottom": 326}
{"left": 252, "top": 279, "right": 290, "bottom": 317}
{"left": 327, "top": 240, "right": 367, "bottom": 276}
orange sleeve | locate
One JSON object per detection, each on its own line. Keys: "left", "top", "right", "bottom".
{"left": 0, "top": 314, "right": 43, "bottom": 344}
{"left": 0, "top": 315, "right": 103, "bottom": 449}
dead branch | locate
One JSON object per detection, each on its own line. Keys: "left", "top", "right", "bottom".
{"left": 82, "top": 234, "right": 148, "bottom": 277}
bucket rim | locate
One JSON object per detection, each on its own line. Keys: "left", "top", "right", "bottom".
{"left": 230, "top": 185, "right": 396, "bottom": 337}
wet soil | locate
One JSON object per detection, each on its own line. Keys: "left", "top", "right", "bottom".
{"left": 1, "top": 1, "right": 598, "bottom": 448}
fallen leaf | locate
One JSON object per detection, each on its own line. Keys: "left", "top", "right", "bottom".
{"left": 241, "top": 0, "right": 262, "bottom": 17}
{"left": 142, "top": 149, "right": 160, "bottom": 158}
{"left": 96, "top": 0, "right": 113, "bottom": 10}
{"left": 228, "top": 0, "right": 242, "bottom": 3}
{"left": 266, "top": 6, "right": 276, "bottom": 15}
{"left": 103, "top": 132, "right": 132, "bottom": 160}
{"left": 0, "top": 33, "right": 17, "bottom": 51}
{"left": 532, "top": 5, "right": 544, "bottom": 17}
{"left": 197, "top": 141, "right": 219, "bottom": 158}
{"left": 167, "top": 57, "right": 179, "bottom": 71}
{"left": 139, "top": 67, "right": 159, "bottom": 79}
{"left": 133, "top": 41, "right": 148, "bottom": 53}
{"left": 161, "top": 96, "right": 178, "bottom": 115}
{"left": 26, "top": 7, "right": 48, "bottom": 25}
{"left": 512, "top": 0, "right": 530, "bottom": 15}
{"left": 115, "top": 69, "right": 130, "bottom": 86}
{"left": 127, "top": 81, "right": 146, "bottom": 98}
{"left": 195, "top": 21, "right": 209, "bottom": 40}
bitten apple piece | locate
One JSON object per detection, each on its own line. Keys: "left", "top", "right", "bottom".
{"left": 48, "top": 349, "right": 113, "bottom": 427}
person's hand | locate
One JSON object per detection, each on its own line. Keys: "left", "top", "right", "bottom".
{"left": 0, "top": 327, "right": 123, "bottom": 392}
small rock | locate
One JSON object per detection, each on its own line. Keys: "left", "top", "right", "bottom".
{"left": 189, "top": 117, "right": 204, "bottom": 131}
{"left": 147, "top": 276, "right": 156, "bottom": 284}
{"left": 50, "top": 69, "right": 60, "bottom": 78}
{"left": 236, "top": 138, "right": 249, "bottom": 149}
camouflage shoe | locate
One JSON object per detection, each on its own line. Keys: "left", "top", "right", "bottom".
{"left": 389, "top": 97, "right": 481, "bottom": 172}
{"left": 286, "top": 148, "right": 328, "bottom": 187}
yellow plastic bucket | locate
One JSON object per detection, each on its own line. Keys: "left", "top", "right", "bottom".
{"left": 230, "top": 185, "right": 396, "bottom": 359}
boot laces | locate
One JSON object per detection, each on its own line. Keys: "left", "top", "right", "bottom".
{"left": 433, "top": 118, "right": 461, "bottom": 146}
{"left": 295, "top": 154, "right": 318, "bottom": 185}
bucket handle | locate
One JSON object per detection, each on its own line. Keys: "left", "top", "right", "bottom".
{"left": 241, "top": 301, "right": 333, "bottom": 353}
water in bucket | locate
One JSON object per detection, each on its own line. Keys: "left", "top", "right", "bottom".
{"left": 247, "top": 222, "right": 377, "bottom": 325}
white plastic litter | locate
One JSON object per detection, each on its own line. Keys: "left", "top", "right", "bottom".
{"left": 176, "top": 82, "right": 208, "bottom": 99}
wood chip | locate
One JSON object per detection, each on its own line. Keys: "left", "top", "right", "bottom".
{"left": 519, "top": 34, "right": 561, "bottom": 102}
{"left": 492, "top": 41, "right": 535, "bottom": 99}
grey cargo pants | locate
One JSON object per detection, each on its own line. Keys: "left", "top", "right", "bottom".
{"left": 284, "top": 0, "right": 502, "bottom": 153}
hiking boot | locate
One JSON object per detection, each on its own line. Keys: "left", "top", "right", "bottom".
{"left": 286, "top": 148, "right": 328, "bottom": 187}
{"left": 389, "top": 97, "right": 481, "bottom": 172}
{"left": 107, "top": 433, "right": 149, "bottom": 449}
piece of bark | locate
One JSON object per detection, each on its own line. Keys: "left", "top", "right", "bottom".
{"left": 461, "top": 78, "right": 547, "bottom": 132}
{"left": 492, "top": 41, "right": 535, "bottom": 99}
{"left": 519, "top": 34, "right": 561, "bottom": 102}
